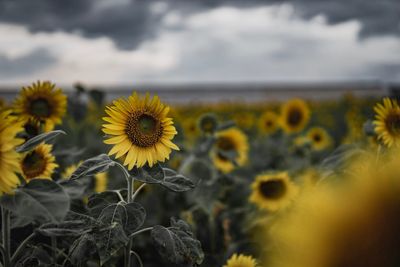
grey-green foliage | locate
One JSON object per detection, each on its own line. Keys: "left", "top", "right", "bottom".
{"left": 0, "top": 179, "right": 70, "bottom": 228}
{"left": 16, "top": 130, "right": 66, "bottom": 152}
{"left": 151, "top": 218, "right": 204, "bottom": 266}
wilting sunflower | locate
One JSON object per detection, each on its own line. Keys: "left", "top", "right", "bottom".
{"left": 280, "top": 98, "right": 310, "bottom": 134}
{"left": 223, "top": 254, "right": 258, "bottom": 267}
{"left": 0, "top": 111, "right": 24, "bottom": 195}
{"left": 13, "top": 81, "right": 67, "bottom": 132}
{"left": 258, "top": 111, "right": 279, "bottom": 135}
{"left": 306, "top": 127, "right": 332, "bottom": 151}
{"left": 211, "top": 128, "right": 248, "bottom": 173}
{"left": 249, "top": 172, "right": 298, "bottom": 212}
{"left": 103, "top": 92, "right": 179, "bottom": 169}
{"left": 373, "top": 97, "right": 400, "bottom": 147}
{"left": 20, "top": 143, "right": 58, "bottom": 181}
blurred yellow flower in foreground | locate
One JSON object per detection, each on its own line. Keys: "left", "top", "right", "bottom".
{"left": 373, "top": 97, "right": 400, "bottom": 147}
{"left": 103, "top": 92, "right": 179, "bottom": 169}
{"left": 266, "top": 148, "right": 400, "bottom": 267}
{"left": 223, "top": 253, "right": 258, "bottom": 267}
{"left": 13, "top": 81, "right": 67, "bottom": 132}
{"left": 211, "top": 127, "right": 248, "bottom": 173}
{"left": 0, "top": 111, "right": 24, "bottom": 195}
{"left": 249, "top": 172, "right": 298, "bottom": 212}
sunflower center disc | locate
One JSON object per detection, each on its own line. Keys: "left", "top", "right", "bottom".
{"left": 22, "top": 151, "right": 47, "bottom": 179}
{"left": 217, "top": 136, "right": 235, "bottom": 151}
{"left": 259, "top": 179, "right": 286, "bottom": 199}
{"left": 288, "top": 108, "right": 302, "bottom": 126}
{"left": 313, "top": 134, "right": 322, "bottom": 142}
{"left": 386, "top": 111, "right": 400, "bottom": 134}
{"left": 126, "top": 112, "right": 163, "bottom": 147}
{"left": 30, "top": 98, "right": 51, "bottom": 118}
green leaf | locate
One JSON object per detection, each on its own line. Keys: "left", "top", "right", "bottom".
{"left": 58, "top": 179, "right": 89, "bottom": 199}
{"left": 151, "top": 218, "right": 204, "bottom": 266}
{"left": 97, "top": 202, "right": 146, "bottom": 235}
{"left": 0, "top": 179, "right": 70, "bottom": 228}
{"left": 16, "top": 130, "right": 66, "bottom": 152}
{"left": 36, "top": 220, "right": 93, "bottom": 237}
{"left": 70, "top": 154, "right": 115, "bottom": 180}
{"left": 162, "top": 173, "right": 195, "bottom": 192}
{"left": 69, "top": 234, "right": 97, "bottom": 266}
{"left": 88, "top": 194, "right": 146, "bottom": 265}
{"left": 131, "top": 163, "right": 165, "bottom": 184}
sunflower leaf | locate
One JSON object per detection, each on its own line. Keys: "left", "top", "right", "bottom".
{"left": 16, "top": 130, "right": 66, "bottom": 152}
{"left": 36, "top": 220, "right": 93, "bottom": 237}
{"left": 161, "top": 170, "right": 195, "bottom": 192}
{"left": 151, "top": 218, "right": 204, "bottom": 266}
{"left": 132, "top": 163, "right": 165, "bottom": 184}
{"left": 69, "top": 233, "right": 97, "bottom": 266}
{"left": 93, "top": 201, "right": 146, "bottom": 264}
{"left": 69, "top": 154, "right": 114, "bottom": 180}
{"left": 0, "top": 179, "right": 70, "bottom": 228}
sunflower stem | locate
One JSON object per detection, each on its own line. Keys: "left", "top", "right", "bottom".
{"left": 1, "top": 207, "right": 10, "bottom": 267}
{"left": 131, "top": 183, "right": 146, "bottom": 202}
{"left": 51, "top": 236, "right": 57, "bottom": 264}
{"left": 124, "top": 170, "right": 134, "bottom": 267}
{"left": 11, "top": 232, "right": 35, "bottom": 265}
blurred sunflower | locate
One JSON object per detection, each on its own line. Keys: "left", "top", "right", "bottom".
{"left": 103, "top": 92, "right": 179, "bottom": 169}
{"left": 211, "top": 128, "right": 248, "bottom": 173}
{"left": 199, "top": 113, "right": 218, "bottom": 135}
{"left": 249, "top": 172, "right": 298, "bottom": 212}
{"left": 258, "top": 111, "right": 279, "bottom": 135}
{"left": 223, "top": 254, "right": 258, "bottom": 267}
{"left": 20, "top": 143, "right": 58, "bottom": 181}
{"left": 13, "top": 81, "right": 67, "bottom": 132}
{"left": 267, "top": 149, "right": 400, "bottom": 267}
{"left": 306, "top": 127, "right": 332, "bottom": 151}
{"left": 234, "top": 112, "right": 255, "bottom": 130}
{"left": 373, "top": 97, "right": 400, "bottom": 147}
{"left": 0, "top": 111, "right": 24, "bottom": 195}
{"left": 280, "top": 98, "right": 310, "bottom": 134}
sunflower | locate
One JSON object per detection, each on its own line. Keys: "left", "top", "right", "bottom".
{"left": 249, "top": 172, "right": 298, "bottom": 212}
{"left": 280, "top": 98, "right": 310, "bottom": 134}
{"left": 373, "top": 97, "right": 400, "bottom": 147}
{"left": 258, "top": 111, "right": 279, "bottom": 135}
{"left": 306, "top": 127, "right": 332, "bottom": 151}
{"left": 0, "top": 111, "right": 24, "bottom": 195}
{"left": 13, "top": 81, "right": 67, "bottom": 132}
{"left": 211, "top": 128, "right": 248, "bottom": 173}
{"left": 20, "top": 143, "right": 58, "bottom": 181}
{"left": 223, "top": 254, "right": 258, "bottom": 267}
{"left": 102, "top": 92, "right": 179, "bottom": 170}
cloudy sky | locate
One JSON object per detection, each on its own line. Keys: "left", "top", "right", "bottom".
{"left": 0, "top": 0, "right": 399, "bottom": 85}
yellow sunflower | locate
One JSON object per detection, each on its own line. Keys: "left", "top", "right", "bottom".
{"left": 258, "top": 111, "right": 280, "bottom": 135}
{"left": 0, "top": 111, "right": 24, "bottom": 195}
{"left": 280, "top": 98, "right": 310, "bottom": 134}
{"left": 249, "top": 172, "right": 298, "bottom": 212}
{"left": 223, "top": 253, "right": 258, "bottom": 267}
{"left": 211, "top": 128, "right": 249, "bottom": 173}
{"left": 102, "top": 92, "right": 179, "bottom": 170}
{"left": 306, "top": 127, "right": 332, "bottom": 151}
{"left": 20, "top": 143, "right": 58, "bottom": 181}
{"left": 373, "top": 97, "right": 400, "bottom": 147}
{"left": 13, "top": 81, "right": 67, "bottom": 132}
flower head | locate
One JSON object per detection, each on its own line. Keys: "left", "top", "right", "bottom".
{"left": 280, "top": 98, "right": 310, "bottom": 134}
{"left": 223, "top": 253, "right": 258, "bottom": 267}
{"left": 373, "top": 97, "right": 400, "bottom": 147}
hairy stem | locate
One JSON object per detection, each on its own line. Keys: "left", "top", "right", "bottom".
{"left": 11, "top": 233, "right": 35, "bottom": 265}
{"left": 1, "top": 208, "right": 10, "bottom": 267}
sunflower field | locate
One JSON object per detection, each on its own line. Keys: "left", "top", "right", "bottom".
{"left": 0, "top": 81, "right": 399, "bottom": 267}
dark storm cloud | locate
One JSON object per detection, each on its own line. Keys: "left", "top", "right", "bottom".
{"left": 0, "top": 0, "right": 398, "bottom": 49}
{"left": 0, "top": 48, "right": 56, "bottom": 78}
